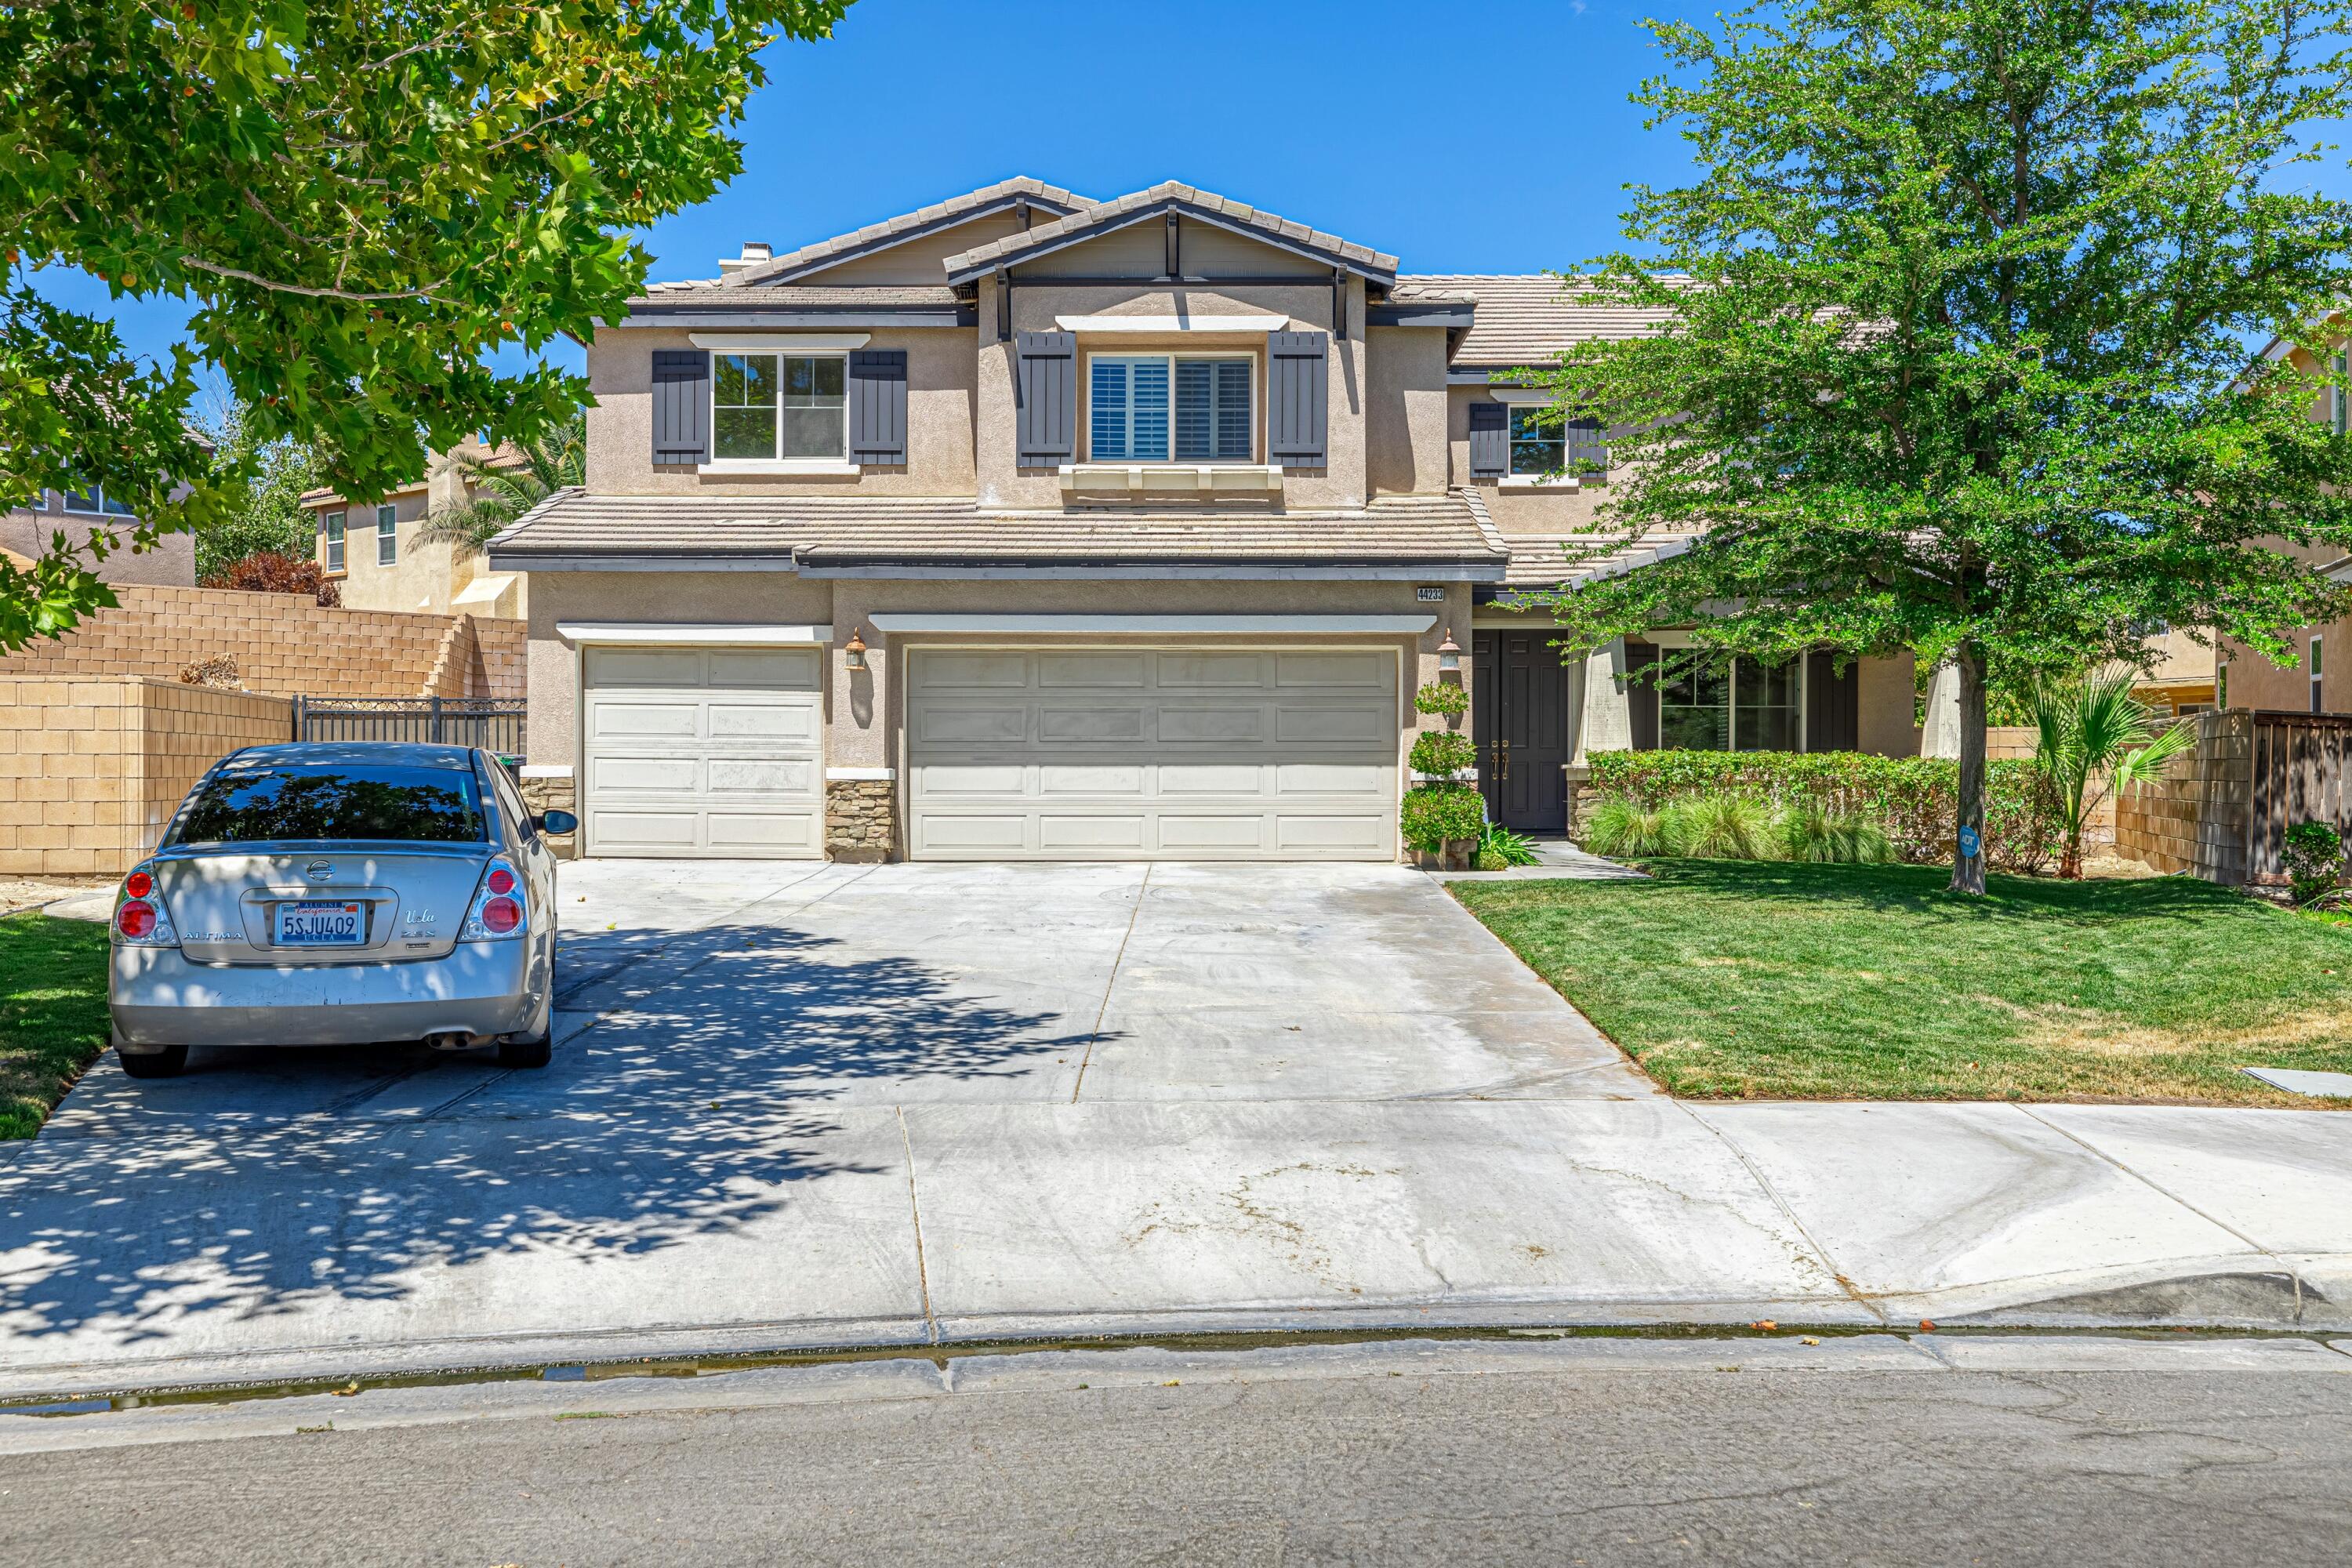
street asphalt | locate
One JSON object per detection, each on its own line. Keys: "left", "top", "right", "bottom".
{"left": 3, "top": 1334, "right": 2349, "bottom": 1566}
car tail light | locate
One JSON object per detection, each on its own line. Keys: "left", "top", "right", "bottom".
{"left": 112, "top": 862, "right": 178, "bottom": 947}
{"left": 462, "top": 857, "right": 527, "bottom": 941}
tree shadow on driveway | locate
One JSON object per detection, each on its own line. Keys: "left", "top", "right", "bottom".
{"left": 0, "top": 923, "right": 1102, "bottom": 1356}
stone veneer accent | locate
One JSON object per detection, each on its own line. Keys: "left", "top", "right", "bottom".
{"left": 826, "top": 779, "right": 896, "bottom": 863}
{"left": 518, "top": 771, "right": 579, "bottom": 862}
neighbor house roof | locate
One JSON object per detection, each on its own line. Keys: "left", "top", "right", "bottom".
{"left": 721, "top": 176, "right": 1091, "bottom": 289}
{"left": 944, "top": 181, "right": 1399, "bottom": 283}
{"left": 488, "top": 489, "right": 1506, "bottom": 572}
{"left": 299, "top": 443, "right": 532, "bottom": 508}
{"left": 1403, "top": 275, "right": 1686, "bottom": 368}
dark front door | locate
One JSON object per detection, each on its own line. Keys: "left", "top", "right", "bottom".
{"left": 1473, "top": 630, "right": 1571, "bottom": 831}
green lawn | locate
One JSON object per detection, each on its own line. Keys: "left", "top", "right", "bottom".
{"left": 1452, "top": 861, "right": 2352, "bottom": 1105}
{"left": 0, "top": 913, "right": 111, "bottom": 1138}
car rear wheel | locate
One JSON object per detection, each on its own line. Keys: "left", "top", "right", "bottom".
{"left": 117, "top": 1040, "right": 189, "bottom": 1079}
{"left": 496, "top": 1030, "right": 552, "bottom": 1069}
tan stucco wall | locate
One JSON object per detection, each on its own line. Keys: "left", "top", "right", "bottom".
{"left": 2, "top": 500, "right": 197, "bottom": 586}
{"left": 584, "top": 325, "right": 978, "bottom": 499}
{"left": 314, "top": 488, "right": 456, "bottom": 612}
{"left": 1366, "top": 326, "right": 1450, "bottom": 496}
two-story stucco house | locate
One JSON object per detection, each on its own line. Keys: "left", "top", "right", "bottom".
{"left": 303, "top": 436, "right": 531, "bottom": 619}
{"left": 2, "top": 483, "right": 198, "bottom": 588}
{"left": 488, "top": 177, "right": 1922, "bottom": 862}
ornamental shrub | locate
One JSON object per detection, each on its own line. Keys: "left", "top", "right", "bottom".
{"left": 2283, "top": 820, "right": 2344, "bottom": 906}
{"left": 1413, "top": 681, "right": 1470, "bottom": 718}
{"left": 1475, "top": 820, "right": 1541, "bottom": 869}
{"left": 1407, "top": 728, "right": 1478, "bottom": 777}
{"left": 1400, "top": 783, "right": 1485, "bottom": 851}
{"left": 1582, "top": 749, "right": 2060, "bottom": 873}
{"left": 1581, "top": 798, "right": 1677, "bottom": 858}
{"left": 1780, "top": 804, "right": 1896, "bottom": 864}
{"left": 1668, "top": 794, "right": 1779, "bottom": 860}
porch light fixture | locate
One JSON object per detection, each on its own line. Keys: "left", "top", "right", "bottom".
{"left": 1437, "top": 628, "right": 1461, "bottom": 674}
{"left": 844, "top": 626, "right": 869, "bottom": 671}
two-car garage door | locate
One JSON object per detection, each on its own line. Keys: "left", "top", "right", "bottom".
{"left": 580, "top": 645, "right": 825, "bottom": 857}
{"left": 906, "top": 646, "right": 1400, "bottom": 860}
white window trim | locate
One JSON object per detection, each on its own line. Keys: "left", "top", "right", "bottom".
{"left": 2313, "top": 635, "right": 2325, "bottom": 713}
{"left": 1657, "top": 652, "right": 1811, "bottom": 753}
{"left": 376, "top": 503, "right": 397, "bottom": 566}
{"left": 1084, "top": 350, "right": 1259, "bottom": 465}
{"left": 710, "top": 349, "right": 851, "bottom": 466}
{"left": 323, "top": 510, "right": 347, "bottom": 573}
{"left": 60, "top": 485, "right": 135, "bottom": 517}
{"left": 688, "top": 332, "right": 870, "bottom": 351}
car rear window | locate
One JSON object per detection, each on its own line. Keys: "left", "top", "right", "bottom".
{"left": 169, "top": 763, "right": 487, "bottom": 845}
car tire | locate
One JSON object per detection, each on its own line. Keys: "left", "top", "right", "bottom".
{"left": 118, "top": 1041, "right": 189, "bottom": 1079}
{"left": 496, "top": 1030, "right": 552, "bottom": 1069}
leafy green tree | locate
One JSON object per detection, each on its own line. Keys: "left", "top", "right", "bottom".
{"left": 415, "top": 416, "right": 585, "bottom": 558}
{"left": 1, "top": 0, "right": 852, "bottom": 648}
{"left": 191, "top": 396, "right": 329, "bottom": 582}
{"left": 1516, "top": 0, "right": 2352, "bottom": 893}
{"left": 2030, "top": 669, "right": 2198, "bottom": 880}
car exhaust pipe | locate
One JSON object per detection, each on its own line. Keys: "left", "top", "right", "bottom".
{"left": 423, "top": 1030, "right": 477, "bottom": 1052}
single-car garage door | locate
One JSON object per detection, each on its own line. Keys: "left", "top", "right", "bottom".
{"left": 906, "top": 646, "right": 1399, "bottom": 861}
{"left": 580, "top": 645, "right": 824, "bottom": 858}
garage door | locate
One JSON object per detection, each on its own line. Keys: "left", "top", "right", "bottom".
{"left": 906, "top": 646, "right": 1399, "bottom": 861}
{"left": 580, "top": 645, "right": 824, "bottom": 858}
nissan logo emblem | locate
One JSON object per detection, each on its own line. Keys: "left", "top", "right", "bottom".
{"left": 306, "top": 860, "right": 333, "bottom": 880}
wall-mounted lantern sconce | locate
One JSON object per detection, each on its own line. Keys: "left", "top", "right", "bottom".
{"left": 1437, "top": 627, "right": 1461, "bottom": 674}
{"left": 844, "top": 626, "right": 869, "bottom": 672}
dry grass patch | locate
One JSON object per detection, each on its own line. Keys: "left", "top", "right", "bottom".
{"left": 1451, "top": 859, "right": 2352, "bottom": 1105}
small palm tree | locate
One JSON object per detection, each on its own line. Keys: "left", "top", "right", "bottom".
{"left": 2032, "top": 667, "right": 2197, "bottom": 879}
{"left": 413, "top": 416, "right": 585, "bottom": 557}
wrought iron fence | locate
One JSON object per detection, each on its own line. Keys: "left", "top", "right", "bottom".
{"left": 292, "top": 695, "right": 527, "bottom": 756}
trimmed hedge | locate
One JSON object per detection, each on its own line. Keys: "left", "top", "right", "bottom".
{"left": 1582, "top": 750, "right": 2061, "bottom": 873}
{"left": 1401, "top": 784, "right": 1486, "bottom": 851}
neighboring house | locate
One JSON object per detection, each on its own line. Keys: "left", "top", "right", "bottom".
{"left": 2219, "top": 328, "right": 2352, "bottom": 715}
{"left": 487, "top": 176, "right": 1923, "bottom": 863}
{"left": 2132, "top": 627, "right": 2218, "bottom": 716}
{"left": 302, "top": 437, "right": 528, "bottom": 618}
{"left": 1, "top": 483, "right": 198, "bottom": 587}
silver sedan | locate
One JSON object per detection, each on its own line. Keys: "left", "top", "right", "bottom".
{"left": 107, "top": 742, "right": 575, "bottom": 1079}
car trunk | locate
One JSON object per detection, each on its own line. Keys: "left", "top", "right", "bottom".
{"left": 152, "top": 844, "right": 492, "bottom": 965}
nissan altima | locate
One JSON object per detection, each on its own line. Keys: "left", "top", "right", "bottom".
{"left": 107, "top": 742, "right": 575, "bottom": 1079}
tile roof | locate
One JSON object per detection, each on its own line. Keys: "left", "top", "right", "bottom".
{"left": 1496, "top": 529, "right": 1704, "bottom": 592}
{"left": 1401, "top": 274, "right": 1689, "bottom": 367}
{"left": 721, "top": 176, "right": 1090, "bottom": 289}
{"left": 490, "top": 489, "right": 1505, "bottom": 569}
{"left": 944, "top": 182, "right": 1399, "bottom": 281}
{"left": 630, "top": 281, "right": 964, "bottom": 307}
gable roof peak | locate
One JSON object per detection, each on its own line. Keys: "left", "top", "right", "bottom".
{"left": 942, "top": 180, "right": 1399, "bottom": 282}
{"left": 722, "top": 175, "right": 1092, "bottom": 289}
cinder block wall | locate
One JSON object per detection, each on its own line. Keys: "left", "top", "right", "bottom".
{"left": 2113, "top": 710, "right": 2251, "bottom": 882}
{"left": 0, "top": 677, "right": 291, "bottom": 876}
{"left": 0, "top": 585, "right": 476, "bottom": 698}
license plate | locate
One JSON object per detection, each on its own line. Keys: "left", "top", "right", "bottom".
{"left": 275, "top": 900, "right": 365, "bottom": 947}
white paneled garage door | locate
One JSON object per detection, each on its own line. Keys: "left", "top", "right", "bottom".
{"left": 906, "top": 646, "right": 1399, "bottom": 861}
{"left": 580, "top": 645, "right": 825, "bottom": 858}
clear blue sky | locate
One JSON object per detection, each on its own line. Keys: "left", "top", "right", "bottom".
{"left": 29, "top": 0, "right": 2352, "bottom": 394}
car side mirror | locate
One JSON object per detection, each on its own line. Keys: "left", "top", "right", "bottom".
{"left": 534, "top": 810, "right": 579, "bottom": 836}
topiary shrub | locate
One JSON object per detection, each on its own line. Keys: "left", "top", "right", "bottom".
{"left": 2283, "top": 819, "right": 2344, "bottom": 906}
{"left": 1407, "top": 728, "right": 1478, "bottom": 778}
{"left": 1400, "top": 783, "right": 1485, "bottom": 853}
{"left": 1413, "top": 681, "right": 1470, "bottom": 719}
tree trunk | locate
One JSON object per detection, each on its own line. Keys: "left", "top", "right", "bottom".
{"left": 1947, "top": 641, "right": 1988, "bottom": 896}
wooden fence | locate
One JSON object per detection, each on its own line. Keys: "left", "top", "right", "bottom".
{"left": 2114, "top": 709, "right": 2352, "bottom": 888}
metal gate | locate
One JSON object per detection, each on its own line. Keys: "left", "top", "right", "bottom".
{"left": 292, "top": 696, "right": 527, "bottom": 755}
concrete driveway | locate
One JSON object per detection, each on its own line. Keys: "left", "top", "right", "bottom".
{"left": 5, "top": 860, "right": 2350, "bottom": 1399}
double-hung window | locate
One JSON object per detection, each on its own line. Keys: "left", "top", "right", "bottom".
{"left": 713, "top": 352, "right": 846, "bottom": 461}
{"left": 323, "top": 510, "right": 347, "bottom": 572}
{"left": 1658, "top": 654, "right": 1803, "bottom": 751}
{"left": 1508, "top": 408, "right": 1606, "bottom": 477}
{"left": 61, "top": 484, "right": 136, "bottom": 517}
{"left": 1090, "top": 355, "right": 1252, "bottom": 462}
{"left": 376, "top": 503, "right": 397, "bottom": 566}
{"left": 2314, "top": 637, "right": 2326, "bottom": 714}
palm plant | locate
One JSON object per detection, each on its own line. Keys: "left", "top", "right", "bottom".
{"left": 413, "top": 416, "right": 585, "bottom": 557}
{"left": 2031, "top": 668, "right": 2197, "bottom": 879}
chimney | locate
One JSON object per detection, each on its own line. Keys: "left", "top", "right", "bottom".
{"left": 717, "top": 240, "right": 773, "bottom": 278}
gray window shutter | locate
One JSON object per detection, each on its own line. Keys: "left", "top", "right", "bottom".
{"left": 848, "top": 349, "right": 909, "bottom": 465}
{"left": 1624, "top": 640, "right": 1661, "bottom": 750}
{"left": 1468, "top": 401, "right": 1508, "bottom": 478}
{"left": 1014, "top": 331, "right": 1076, "bottom": 465}
{"left": 652, "top": 350, "right": 709, "bottom": 466}
{"left": 1266, "top": 330, "right": 1328, "bottom": 468}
